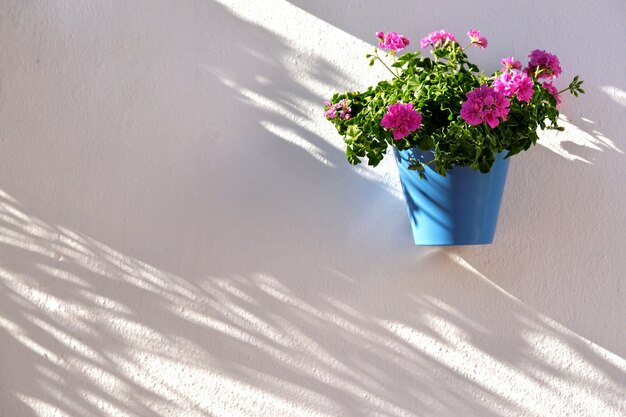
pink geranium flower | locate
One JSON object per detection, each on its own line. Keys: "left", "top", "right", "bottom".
{"left": 376, "top": 31, "right": 410, "bottom": 52}
{"left": 526, "top": 49, "right": 562, "bottom": 79}
{"left": 467, "top": 29, "right": 488, "bottom": 48}
{"left": 460, "top": 85, "right": 510, "bottom": 128}
{"left": 323, "top": 101, "right": 337, "bottom": 119}
{"left": 420, "top": 30, "right": 456, "bottom": 48}
{"left": 324, "top": 99, "right": 352, "bottom": 120}
{"left": 380, "top": 102, "right": 422, "bottom": 140}
{"left": 493, "top": 71, "right": 535, "bottom": 103}
{"left": 501, "top": 57, "right": 522, "bottom": 71}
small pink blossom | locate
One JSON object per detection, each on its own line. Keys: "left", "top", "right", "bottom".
{"left": 467, "top": 29, "right": 488, "bottom": 48}
{"left": 542, "top": 82, "right": 562, "bottom": 106}
{"left": 324, "top": 99, "right": 352, "bottom": 120}
{"left": 460, "top": 85, "right": 510, "bottom": 128}
{"left": 501, "top": 57, "right": 522, "bottom": 71}
{"left": 420, "top": 30, "right": 456, "bottom": 48}
{"left": 380, "top": 102, "right": 422, "bottom": 140}
{"left": 493, "top": 71, "right": 535, "bottom": 103}
{"left": 526, "top": 49, "right": 562, "bottom": 79}
{"left": 376, "top": 31, "right": 410, "bottom": 52}
{"left": 323, "top": 101, "right": 337, "bottom": 119}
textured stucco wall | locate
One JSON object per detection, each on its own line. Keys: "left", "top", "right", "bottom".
{"left": 1, "top": 1, "right": 625, "bottom": 416}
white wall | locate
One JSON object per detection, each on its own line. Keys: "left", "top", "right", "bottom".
{"left": 1, "top": 1, "right": 625, "bottom": 416}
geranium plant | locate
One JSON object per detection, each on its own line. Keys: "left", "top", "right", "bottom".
{"left": 324, "top": 29, "right": 584, "bottom": 176}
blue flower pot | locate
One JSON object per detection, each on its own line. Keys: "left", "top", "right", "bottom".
{"left": 394, "top": 148, "right": 510, "bottom": 245}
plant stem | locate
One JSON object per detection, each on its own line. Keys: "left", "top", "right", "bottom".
{"left": 431, "top": 46, "right": 438, "bottom": 63}
{"left": 374, "top": 51, "right": 399, "bottom": 79}
{"left": 391, "top": 54, "right": 400, "bottom": 76}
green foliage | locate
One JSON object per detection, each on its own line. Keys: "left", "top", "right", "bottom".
{"left": 325, "top": 42, "right": 583, "bottom": 175}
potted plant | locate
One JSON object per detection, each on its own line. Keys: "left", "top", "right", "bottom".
{"left": 324, "top": 29, "right": 584, "bottom": 245}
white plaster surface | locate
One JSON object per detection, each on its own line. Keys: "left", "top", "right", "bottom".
{"left": 1, "top": 1, "right": 625, "bottom": 416}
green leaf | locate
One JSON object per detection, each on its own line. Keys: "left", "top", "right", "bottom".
{"left": 346, "top": 147, "right": 361, "bottom": 165}
{"left": 346, "top": 125, "right": 362, "bottom": 140}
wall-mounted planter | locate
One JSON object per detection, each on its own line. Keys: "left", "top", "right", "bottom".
{"left": 394, "top": 148, "right": 510, "bottom": 246}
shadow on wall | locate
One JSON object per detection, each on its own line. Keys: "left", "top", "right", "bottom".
{"left": 1, "top": 0, "right": 626, "bottom": 416}
{"left": 2, "top": 190, "right": 626, "bottom": 416}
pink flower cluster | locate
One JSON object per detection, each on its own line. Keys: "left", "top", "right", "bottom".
{"left": 501, "top": 56, "right": 522, "bottom": 71}
{"left": 493, "top": 71, "right": 535, "bottom": 103}
{"left": 380, "top": 102, "right": 422, "bottom": 140}
{"left": 526, "top": 49, "right": 562, "bottom": 79}
{"left": 467, "top": 30, "right": 488, "bottom": 48}
{"left": 494, "top": 50, "right": 564, "bottom": 106}
{"left": 460, "top": 85, "right": 510, "bottom": 128}
{"left": 420, "top": 30, "right": 456, "bottom": 48}
{"left": 324, "top": 99, "right": 351, "bottom": 120}
{"left": 376, "top": 31, "right": 410, "bottom": 52}
{"left": 542, "top": 82, "right": 562, "bottom": 106}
